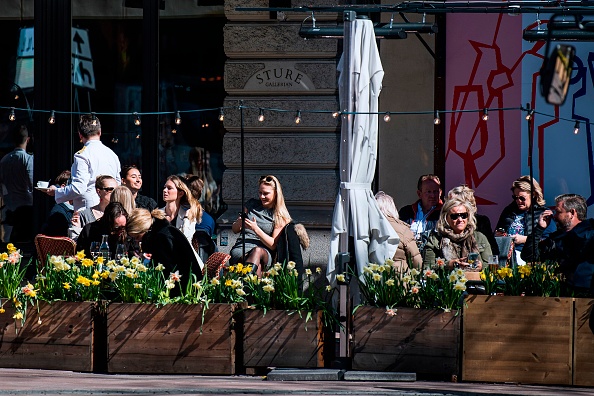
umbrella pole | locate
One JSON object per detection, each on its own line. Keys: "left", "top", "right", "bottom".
{"left": 337, "top": 10, "right": 356, "bottom": 362}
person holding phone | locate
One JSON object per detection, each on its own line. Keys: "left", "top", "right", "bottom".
{"left": 423, "top": 198, "right": 492, "bottom": 278}
{"left": 230, "top": 175, "right": 292, "bottom": 277}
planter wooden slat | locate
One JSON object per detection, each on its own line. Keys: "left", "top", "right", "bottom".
{"left": 463, "top": 295, "right": 573, "bottom": 385}
{"left": 242, "top": 310, "right": 325, "bottom": 369}
{"left": 0, "top": 301, "right": 99, "bottom": 372}
{"left": 107, "top": 303, "right": 239, "bottom": 374}
{"left": 573, "top": 298, "right": 594, "bottom": 386}
{"left": 352, "top": 306, "right": 460, "bottom": 378}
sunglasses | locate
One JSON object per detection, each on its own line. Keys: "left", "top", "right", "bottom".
{"left": 99, "top": 187, "right": 115, "bottom": 192}
{"left": 512, "top": 195, "right": 527, "bottom": 202}
{"left": 449, "top": 212, "right": 469, "bottom": 220}
{"left": 260, "top": 175, "right": 274, "bottom": 182}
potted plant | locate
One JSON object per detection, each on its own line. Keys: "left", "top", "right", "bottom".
{"left": 351, "top": 258, "right": 464, "bottom": 378}
{"left": 241, "top": 261, "right": 335, "bottom": 371}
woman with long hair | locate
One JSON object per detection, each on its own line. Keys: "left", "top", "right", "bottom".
{"left": 110, "top": 185, "right": 136, "bottom": 217}
{"left": 230, "top": 175, "right": 292, "bottom": 276}
{"left": 162, "top": 175, "right": 203, "bottom": 245}
{"left": 126, "top": 208, "right": 202, "bottom": 294}
{"left": 423, "top": 198, "right": 492, "bottom": 277}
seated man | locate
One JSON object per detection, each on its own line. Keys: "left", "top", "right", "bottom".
{"left": 521, "top": 194, "right": 594, "bottom": 297}
{"left": 41, "top": 171, "right": 74, "bottom": 237}
{"left": 398, "top": 174, "right": 443, "bottom": 250}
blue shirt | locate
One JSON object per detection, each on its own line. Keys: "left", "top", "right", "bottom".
{"left": 195, "top": 211, "right": 215, "bottom": 237}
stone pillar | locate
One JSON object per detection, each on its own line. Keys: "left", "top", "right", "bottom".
{"left": 220, "top": 0, "right": 340, "bottom": 268}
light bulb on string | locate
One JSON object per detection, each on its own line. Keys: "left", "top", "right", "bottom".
{"left": 48, "top": 110, "right": 56, "bottom": 124}
{"left": 482, "top": 108, "right": 489, "bottom": 121}
{"left": 574, "top": 121, "right": 580, "bottom": 135}
{"left": 383, "top": 112, "right": 391, "bottom": 122}
{"left": 525, "top": 109, "right": 534, "bottom": 121}
{"left": 175, "top": 111, "right": 182, "bottom": 125}
{"left": 8, "top": 107, "right": 15, "bottom": 121}
{"left": 218, "top": 108, "right": 224, "bottom": 121}
{"left": 91, "top": 112, "right": 98, "bottom": 126}
{"left": 294, "top": 111, "right": 302, "bottom": 124}
{"left": 332, "top": 111, "right": 340, "bottom": 119}
{"left": 433, "top": 110, "right": 441, "bottom": 125}
{"left": 258, "top": 109, "right": 265, "bottom": 122}
{"left": 134, "top": 112, "right": 141, "bottom": 126}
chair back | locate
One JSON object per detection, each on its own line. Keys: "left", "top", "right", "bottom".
{"left": 192, "top": 230, "right": 216, "bottom": 263}
{"left": 203, "top": 252, "right": 230, "bottom": 280}
{"left": 34, "top": 234, "right": 77, "bottom": 273}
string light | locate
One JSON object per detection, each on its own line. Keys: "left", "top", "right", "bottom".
{"left": 482, "top": 108, "right": 489, "bottom": 121}
{"left": 91, "top": 112, "right": 98, "bottom": 126}
{"left": 175, "top": 111, "right": 182, "bottom": 125}
{"left": 433, "top": 110, "right": 441, "bottom": 125}
{"left": 111, "top": 137, "right": 119, "bottom": 144}
{"left": 134, "top": 112, "right": 141, "bottom": 126}
{"left": 218, "top": 108, "right": 224, "bottom": 121}
{"left": 332, "top": 111, "right": 340, "bottom": 118}
{"left": 48, "top": 110, "right": 56, "bottom": 124}
{"left": 8, "top": 107, "right": 15, "bottom": 121}
{"left": 574, "top": 120, "right": 580, "bottom": 135}
{"left": 294, "top": 110, "right": 301, "bottom": 124}
{"left": 258, "top": 109, "right": 265, "bottom": 122}
{"left": 525, "top": 109, "right": 534, "bottom": 121}
{"left": 383, "top": 112, "right": 391, "bottom": 122}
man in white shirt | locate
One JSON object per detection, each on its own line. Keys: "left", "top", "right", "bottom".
{"left": 46, "top": 114, "right": 121, "bottom": 211}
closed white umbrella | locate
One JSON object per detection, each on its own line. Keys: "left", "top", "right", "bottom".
{"left": 327, "top": 16, "right": 399, "bottom": 287}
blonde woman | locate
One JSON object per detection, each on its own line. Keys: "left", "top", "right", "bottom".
{"left": 230, "top": 175, "right": 292, "bottom": 276}
{"left": 110, "top": 185, "right": 136, "bottom": 216}
{"left": 495, "top": 176, "right": 556, "bottom": 263}
{"left": 161, "top": 175, "right": 203, "bottom": 244}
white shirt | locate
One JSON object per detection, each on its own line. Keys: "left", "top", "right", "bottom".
{"left": 55, "top": 139, "right": 121, "bottom": 211}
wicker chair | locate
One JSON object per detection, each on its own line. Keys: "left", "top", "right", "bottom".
{"left": 203, "top": 252, "right": 231, "bottom": 280}
{"left": 34, "top": 234, "right": 77, "bottom": 273}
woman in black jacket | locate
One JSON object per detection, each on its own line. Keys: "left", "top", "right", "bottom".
{"left": 126, "top": 208, "right": 202, "bottom": 293}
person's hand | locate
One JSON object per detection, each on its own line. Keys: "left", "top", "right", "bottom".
{"left": 512, "top": 234, "right": 527, "bottom": 244}
{"left": 494, "top": 228, "right": 507, "bottom": 237}
{"left": 46, "top": 185, "right": 57, "bottom": 196}
{"left": 71, "top": 211, "right": 80, "bottom": 227}
{"left": 243, "top": 217, "right": 259, "bottom": 232}
{"left": 448, "top": 258, "right": 464, "bottom": 269}
{"left": 539, "top": 209, "right": 554, "bottom": 228}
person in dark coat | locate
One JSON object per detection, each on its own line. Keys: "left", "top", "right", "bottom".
{"left": 76, "top": 202, "right": 135, "bottom": 259}
{"left": 42, "top": 170, "right": 74, "bottom": 237}
{"left": 126, "top": 208, "right": 202, "bottom": 294}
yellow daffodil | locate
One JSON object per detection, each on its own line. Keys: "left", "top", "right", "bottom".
{"left": 76, "top": 250, "right": 86, "bottom": 260}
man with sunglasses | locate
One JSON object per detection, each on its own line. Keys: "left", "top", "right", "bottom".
{"left": 522, "top": 194, "right": 594, "bottom": 298}
{"left": 46, "top": 114, "right": 121, "bottom": 212}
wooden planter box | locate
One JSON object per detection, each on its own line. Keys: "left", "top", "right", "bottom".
{"left": 242, "top": 309, "right": 328, "bottom": 370}
{"left": 352, "top": 306, "right": 461, "bottom": 379}
{"left": 463, "top": 295, "right": 573, "bottom": 385}
{"left": 107, "top": 303, "right": 240, "bottom": 374}
{"left": 573, "top": 298, "right": 594, "bottom": 386}
{"left": 0, "top": 301, "right": 102, "bottom": 372}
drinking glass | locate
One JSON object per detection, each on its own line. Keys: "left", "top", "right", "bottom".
{"left": 116, "top": 244, "right": 127, "bottom": 260}
{"left": 90, "top": 242, "right": 100, "bottom": 260}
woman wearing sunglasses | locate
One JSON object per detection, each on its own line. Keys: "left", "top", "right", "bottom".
{"left": 495, "top": 176, "right": 556, "bottom": 264}
{"left": 230, "top": 175, "right": 292, "bottom": 277}
{"left": 423, "top": 198, "right": 492, "bottom": 274}
{"left": 70, "top": 175, "right": 117, "bottom": 241}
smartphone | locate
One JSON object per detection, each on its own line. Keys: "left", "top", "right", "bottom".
{"left": 238, "top": 211, "right": 247, "bottom": 219}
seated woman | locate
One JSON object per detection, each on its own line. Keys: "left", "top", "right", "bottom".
{"left": 76, "top": 202, "right": 134, "bottom": 259}
{"left": 111, "top": 185, "right": 136, "bottom": 216}
{"left": 495, "top": 176, "right": 556, "bottom": 265}
{"left": 121, "top": 165, "right": 158, "bottom": 211}
{"left": 230, "top": 175, "right": 291, "bottom": 277}
{"left": 126, "top": 208, "right": 203, "bottom": 293}
{"left": 374, "top": 191, "right": 422, "bottom": 270}
{"left": 447, "top": 185, "right": 499, "bottom": 256}
{"left": 184, "top": 175, "right": 216, "bottom": 237}
{"left": 423, "top": 198, "right": 492, "bottom": 278}
{"left": 70, "top": 175, "right": 117, "bottom": 240}
{"left": 162, "top": 175, "right": 202, "bottom": 246}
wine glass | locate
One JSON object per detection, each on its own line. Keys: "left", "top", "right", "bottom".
{"left": 116, "top": 244, "right": 127, "bottom": 261}
{"left": 90, "top": 242, "right": 100, "bottom": 260}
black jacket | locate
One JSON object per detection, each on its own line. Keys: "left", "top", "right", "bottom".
{"left": 476, "top": 213, "right": 499, "bottom": 255}
{"left": 276, "top": 222, "right": 304, "bottom": 276}
{"left": 76, "top": 219, "right": 136, "bottom": 260}
{"left": 496, "top": 202, "right": 554, "bottom": 245}
{"left": 142, "top": 218, "right": 202, "bottom": 292}
{"left": 522, "top": 218, "right": 594, "bottom": 293}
